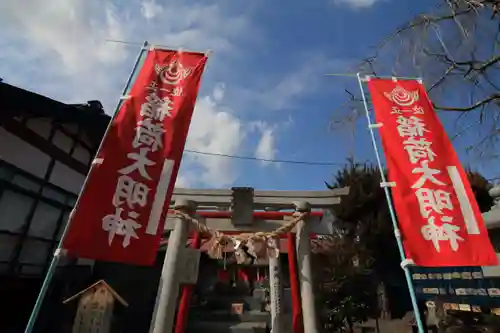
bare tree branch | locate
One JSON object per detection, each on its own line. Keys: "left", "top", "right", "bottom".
{"left": 434, "top": 93, "right": 500, "bottom": 111}
{"left": 333, "top": 0, "right": 500, "bottom": 161}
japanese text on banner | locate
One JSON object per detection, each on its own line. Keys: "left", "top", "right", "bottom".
{"left": 367, "top": 79, "right": 497, "bottom": 266}
{"left": 62, "top": 51, "right": 208, "bottom": 265}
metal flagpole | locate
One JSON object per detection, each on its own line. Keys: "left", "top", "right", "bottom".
{"left": 356, "top": 73, "right": 426, "bottom": 333}
{"left": 24, "top": 40, "right": 149, "bottom": 333}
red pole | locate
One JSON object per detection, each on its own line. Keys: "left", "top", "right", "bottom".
{"left": 287, "top": 232, "right": 303, "bottom": 333}
{"left": 174, "top": 231, "right": 201, "bottom": 333}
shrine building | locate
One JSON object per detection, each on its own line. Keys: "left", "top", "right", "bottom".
{"left": 0, "top": 80, "right": 104, "bottom": 332}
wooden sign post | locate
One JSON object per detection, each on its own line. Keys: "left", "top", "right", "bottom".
{"left": 63, "top": 280, "right": 128, "bottom": 333}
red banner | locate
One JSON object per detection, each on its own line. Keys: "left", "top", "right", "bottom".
{"left": 367, "top": 78, "right": 497, "bottom": 267}
{"left": 63, "top": 49, "right": 208, "bottom": 265}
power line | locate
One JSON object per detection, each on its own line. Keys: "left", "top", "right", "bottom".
{"left": 183, "top": 149, "right": 345, "bottom": 166}
{"left": 182, "top": 150, "right": 500, "bottom": 182}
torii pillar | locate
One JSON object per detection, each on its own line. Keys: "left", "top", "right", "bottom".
{"left": 484, "top": 186, "right": 500, "bottom": 229}
{"left": 294, "top": 201, "right": 319, "bottom": 333}
{"left": 269, "top": 238, "right": 284, "bottom": 333}
{"left": 150, "top": 199, "right": 196, "bottom": 333}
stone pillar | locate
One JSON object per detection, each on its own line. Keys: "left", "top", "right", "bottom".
{"left": 484, "top": 186, "right": 500, "bottom": 229}
{"left": 150, "top": 199, "right": 195, "bottom": 333}
{"left": 269, "top": 245, "right": 283, "bottom": 333}
{"left": 294, "top": 201, "right": 319, "bottom": 333}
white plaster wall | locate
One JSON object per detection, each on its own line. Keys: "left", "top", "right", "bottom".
{"left": 11, "top": 174, "right": 41, "bottom": 192}
{"left": 0, "top": 233, "right": 17, "bottom": 261}
{"left": 20, "top": 265, "right": 44, "bottom": 275}
{"left": 80, "top": 132, "right": 96, "bottom": 149}
{"left": 0, "top": 127, "right": 50, "bottom": 178}
{"left": 52, "top": 129, "right": 73, "bottom": 154}
{"left": 0, "top": 121, "right": 95, "bottom": 272}
{"left": 0, "top": 190, "right": 35, "bottom": 233}
{"left": 41, "top": 186, "right": 68, "bottom": 203}
{"left": 26, "top": 118, "right": 52, "bottom": 139}
{"left": 61, "top": 123, "right": 79, "bottom": 135}
{"left": 18, "top": 239, "right": 50, "bottom": 264}
{"left": 49, "top": 161, "right": 85, "bottom": 194}
{"left": 72, "top": 144, "right": 91, "bottom": 165}
{"left": 28, "top": 202, "right": 61, "bottom": 239}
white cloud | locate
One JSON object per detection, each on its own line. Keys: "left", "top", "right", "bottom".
{"left": 330, "top": 0, "right": 380, "bottom": 9}
{"left": 255, "top": 128, "right": 277, "bottom": 165}
{"left": 141, "top": 0, "right": 163, "bottom": 20}
{"left": 0, "top": 0, "right": 253, "bottom": 107}
{"left": 0, "top": 0, "right": 324, "bottom": 188}
{"left": 0, "top": 0, "right": 256, "bottom": 188}
{"left": 213, "top": 83, "right": 226, "bottom": 102}
{"left": 0, "top": 0, "right": 127, "bottom": 75}
{"left": 234, "top": 53, "right": 350, "bottom": 112}
{"left": 184, "top": 84, "right": 245, "bottom": 187}
{"left": 175, "top": 174, "right": 194, "bottom": 188}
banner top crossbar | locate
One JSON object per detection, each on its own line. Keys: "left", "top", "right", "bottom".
{"left": 104, "top": 39, "right": 211, "bottom": 56}
{"left": 325, "top": 73, "right": 422, "bottom": 82}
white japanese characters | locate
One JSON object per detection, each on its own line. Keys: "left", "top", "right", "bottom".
{"left": 101, "top": 58, "right": 191, "bottom": 248}
{"left": 387, "top": 84, "right": 465, "bottom": 253}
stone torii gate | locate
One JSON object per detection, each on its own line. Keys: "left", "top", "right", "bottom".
{"left": 149, "top": 187, "right": 349, "bottom": 333}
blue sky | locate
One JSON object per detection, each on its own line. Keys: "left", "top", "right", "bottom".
{"left": 0, "top": 0, "right": 496, "bottom": 190}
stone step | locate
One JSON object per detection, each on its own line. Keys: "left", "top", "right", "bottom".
{"left": 186, "top": 321, "right": 268, "bottom": 333}
{"left": 189, "top": 310, "right": 270, "bottom": 323}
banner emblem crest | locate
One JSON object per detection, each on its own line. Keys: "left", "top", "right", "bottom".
{"left": 384, "top": 85, "right": 419, "bottom": 106}
{"left": 155, "top": 60, "right": 192, "bottom": 85}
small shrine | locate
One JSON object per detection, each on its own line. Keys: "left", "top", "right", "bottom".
{"left": 150, "top": 187, "right": 349, "bottom": 333}
{"left": 63, "top": 280, "right": 128, "bottom": 333}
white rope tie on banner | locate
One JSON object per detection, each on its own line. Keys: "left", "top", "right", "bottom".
{"left": 92, "top": 158, "right": 103, "bottom": 165}
{"left": 400, "top": 258, "right": 415, "bottom": 269}
{"left": 393, "top": 229, "right": 401, "bottom": 239}
{"left": 53, "top": 248, "right": 67, "bottom": 257}
{"left": 380, "top": 182, "right": 396, "bottom": 188}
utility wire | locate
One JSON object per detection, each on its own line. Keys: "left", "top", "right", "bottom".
{"left": 183, "top": 150, "right": 500, "bottom": 182}
{"left": 183, "top": 149, "right": 345, "bottom": 166}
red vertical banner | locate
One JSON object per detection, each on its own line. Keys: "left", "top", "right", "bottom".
{"left": 367, "top": 78, "right": 497, "bottom": 267}
{"left": 63, "top": 49, "right": 208, "bottom": 265}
